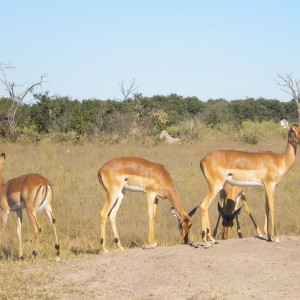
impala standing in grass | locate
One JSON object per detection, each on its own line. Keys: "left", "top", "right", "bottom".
{"left": 98, "top": 157, "right": 197, "bottom": 253}
{"left": 199, "top": 119, "right": 300, "bottom": 246}
{"left": 0, "top": 153, "right": 60, "bottom": 260}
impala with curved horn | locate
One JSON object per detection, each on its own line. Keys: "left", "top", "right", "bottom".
{"left": 98, "top": 157, "right": 197, "bottom": 253}
{"left": 213, "top": 182, "right": 263, "bottom": 239}
{"left": 0, "top": 153, "right": 60, "bottom": 260}
{"left": 199, "top": 119, "right": 300, "bottom": 246}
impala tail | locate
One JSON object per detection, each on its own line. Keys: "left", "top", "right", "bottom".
{"left": 97, "top": 170, "right": 108, "bottom": 193}
{"left": 35, "top": 185, "right": 51, "bottom": 212}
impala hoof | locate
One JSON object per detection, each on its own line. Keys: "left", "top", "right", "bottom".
{"left": 114, "top": 237, "right": 125, "bottom": 251}
{"left": 117, "top": 245, "right": 125, "bottom": 251}
{"left": 210, "top": 238, "right": 216, "bottom": 244}
{"left": 143, "top": 242, "right": 157, "bottom": 249}
{"left": 204, "top": 243, "right": 212, "bottom": 249}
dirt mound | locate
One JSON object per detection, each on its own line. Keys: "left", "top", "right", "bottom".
{"left": 21, "top": 236, "right": 300, "bottom": 299}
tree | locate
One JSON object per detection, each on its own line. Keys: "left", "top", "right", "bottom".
{"left": 0, "top": 63, "right": 47, "bottom": 140}
{"left": 277, "top": 73, "right": 300, "bottom": 122}
{"left": 119, "top": 78, "right": 138, "bottom": 101}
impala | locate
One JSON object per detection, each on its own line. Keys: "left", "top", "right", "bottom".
{"left": 97, "top": 156, "right": 197, "bottom": 253}
{"left": 0, "top": 153, "right": 60, "bottom": 260}
{"left": 199, "top": 119, "right": 300, "bottom": 246}
{"left": 213, "top": 182, "right": 263, "bottom": 239}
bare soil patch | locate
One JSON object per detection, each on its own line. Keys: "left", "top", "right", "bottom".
{"left": 14, "top": 236, "right": 300, "bottom": 299}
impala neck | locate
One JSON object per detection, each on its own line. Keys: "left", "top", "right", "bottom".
{"left": 168, "top": 187, "right": 185, "bottom": 217}
{"left": 284, "top": 138, "right": 298, "bottom": 171}
{"left": 0, "top": 171, "right": 4, "bottom": 185}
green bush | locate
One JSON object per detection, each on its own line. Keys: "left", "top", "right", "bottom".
{"left": 239, "top": 131, "right": 260, "bottom": 145}
{"left": 16, "top": 126, "right": 40, "bottom": 144}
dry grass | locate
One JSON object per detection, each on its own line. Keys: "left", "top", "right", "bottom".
{"left": 0, "top": 130, "right": 300, "bottom": 266}
{"left": 0, "top": 260, "right": 55, "bottom": 299}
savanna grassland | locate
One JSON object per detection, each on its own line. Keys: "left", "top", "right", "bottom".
{"left": 1, "top": 126, "right": 300, "bottom": 299}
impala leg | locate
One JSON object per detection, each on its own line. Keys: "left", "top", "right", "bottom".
{"left": 213, "top": 191, "right": 225, "bottom": 238}
{"left": 265, "top": 185, "right": 278, "bottom": 242}
{"left": 16, "top": 210, "right": 24, "bottom": 260}
{"left": 99, "top": 189, "right": 122, "bottom": 253}
{"left": 264, "top": 213, "right": 268, "bottom": 238}
{"left": 264, "top": 198, "right": 271, "bottom": 240}
{"left": 241, "top": 196, "right": 263, "bottom": 238}
{"left": 0, "top": 208, "right": 9, "bottom": 245}
{"left": 232, "top": 195, "right": 242, "bottom": 238}
{"left": 147, "top": 193, "right": 158, "bottom": 248}
{"left": 26, "top": 207, "right": 42, "bottom": 260}
{"left": 0, "top": 209, "right": 10, "bottom": 259}
{"left": 44, "top": 204, "right": 60, "bottom": 261}
{"left": 200, "top": 184, "right": 221, "bottom": 246}
{"left": 213, "top": 213, "right": 222, "bottom": 238}
{"left": 109, "top": 190, "right": 125, "bottom": 251}
{"left": 263, "top": 203, "right": 269, "bottom": 237}
{"left": 236, "top": 215, "right": 243, "bottom": 238}
{"left": 206, "top": 212, "right": 216, "bottom": 244}
{"left": 200, "top": 201, "right": 210, "bottom": 245}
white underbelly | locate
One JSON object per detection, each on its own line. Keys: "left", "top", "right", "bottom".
{"left": 123, "top": 184, "right": 145, "bottom": 193}
{"left": 226, "top": 173, "right": 264, "bottom": 187}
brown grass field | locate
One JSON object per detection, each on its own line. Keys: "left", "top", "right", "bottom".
{"left": 0, "top": 129, "right": 300, "bottom": 298}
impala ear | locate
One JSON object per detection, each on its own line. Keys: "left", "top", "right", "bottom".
{"left": 171, "top": 207, "right": 180, "bottom": 219}
{"left": 188, "top": 205, "right": 198, "bottom": 218}
{"left": 280, "top": 119, "right": 290, "bottom": 130}
{"left": 232, "top": 206, "right": 243, "bottom": 219}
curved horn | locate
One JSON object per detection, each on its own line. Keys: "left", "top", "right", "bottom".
{"left": 218, "top": 202, "right": 225, "bottom": 218}
{"left": 188, "top": 205, "right": 198, "bottom": 218}
{"left": 232, "top": 206, "right": 243, "bottom": 219}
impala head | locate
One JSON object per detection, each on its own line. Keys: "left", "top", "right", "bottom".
{"left": 218, "top": 201, "right": 242, "bottom": 239}
{"left": 172, "top": 206, "right": 198, "bottom": 244}
{"left": 281, "top": 119, "right": 300, "bottom": 145}
{"left": 288, "top": 125, "right": 300, "bottom": 145}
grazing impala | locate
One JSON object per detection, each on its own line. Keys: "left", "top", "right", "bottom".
{"left": 213, "top": 182, "right": 263, "bottom": 239}
{"left": 98, "top": 157, "right": 197, "bottom": 253}
{"left": 0, "top": 153, "right": 60, "bottom": 260}
{"left": 199, "top": 119, "right": 300, "bottom": 246}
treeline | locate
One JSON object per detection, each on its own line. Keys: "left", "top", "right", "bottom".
{"left": 0, "top": 93, "right": 297, "bottom": 144}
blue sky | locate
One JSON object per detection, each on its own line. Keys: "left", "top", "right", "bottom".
{"left": 1, "top": 0, "right": 300, "bottom": 102}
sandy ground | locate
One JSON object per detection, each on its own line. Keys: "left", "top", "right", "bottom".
{"left": 21, "top": 236, "right": 300, "bottom": 300}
